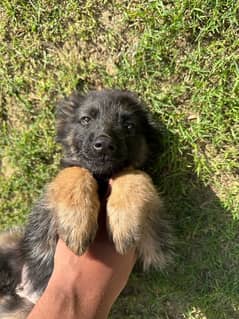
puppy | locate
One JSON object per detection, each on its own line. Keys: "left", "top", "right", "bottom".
{"left": 0, "top": 89, "right": 173, "bottom": 318}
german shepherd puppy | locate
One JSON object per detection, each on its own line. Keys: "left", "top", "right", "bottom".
{"left": 0, "top": 89, "right": 173, "bottom": 318}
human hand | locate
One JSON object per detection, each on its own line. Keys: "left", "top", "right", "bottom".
{"left": 28, "top": 190, "right": 136, "bottom": 319}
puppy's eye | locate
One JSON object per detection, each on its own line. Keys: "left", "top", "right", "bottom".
{"left": 125, "top": 122, "right": 135, "bottom": 130}
{"left": 79, "top": 116, "right": 91, "bottom": 126}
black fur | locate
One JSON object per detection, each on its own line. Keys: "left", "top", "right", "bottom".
{"left": 57, "top": 89, "right": 161, "bottom": 178}
{"left": 0, "top": 89, "right": 164, "bottom": 317}
{"left": 0, "top": 249, "right": 22, "bottom": 295}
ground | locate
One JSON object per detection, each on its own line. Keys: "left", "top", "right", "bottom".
{"left": 0, "top": 1, "right": 239, "bottom": 318}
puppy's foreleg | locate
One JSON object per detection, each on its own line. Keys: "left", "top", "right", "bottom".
{"left": 47, "top": 167, "right": 100, "bottom": 255}
{"left": 107, "top": 169, "right": 160, "bottom": 254}
{"left": 107, "top": 169, "right": 173, "bottom": 269}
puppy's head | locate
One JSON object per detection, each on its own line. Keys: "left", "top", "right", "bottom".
{"left": 56, "top": 89, "right": 161, "bottom": 178}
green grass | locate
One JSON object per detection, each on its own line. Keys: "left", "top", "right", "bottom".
{"left": 0, "top": 1, "right": 238, "bottom": 318}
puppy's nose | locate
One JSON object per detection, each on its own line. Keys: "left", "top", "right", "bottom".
{"left": 93, "top": 135, "right": 115, "bottom": 153}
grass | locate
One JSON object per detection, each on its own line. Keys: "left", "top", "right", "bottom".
{"left": 0, "top": 0, "right": 238, "bottom": 318}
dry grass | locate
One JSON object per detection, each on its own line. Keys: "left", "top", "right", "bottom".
{"left": 0, "top": 1, "right": 238, "bottom": 318}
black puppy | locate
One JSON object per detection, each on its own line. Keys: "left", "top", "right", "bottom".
{"left": 0, "top": 89, "right": 173, "bottom": 318}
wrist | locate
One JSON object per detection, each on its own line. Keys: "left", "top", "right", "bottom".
{"left": 49, "top": 264, "right": 80, "bottom": 297}
{"left": 47, "top": 269, "right": 111, "bottom": 319}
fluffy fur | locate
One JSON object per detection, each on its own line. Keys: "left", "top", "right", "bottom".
{"left": 0, "top": 89, "right": 173, "bottom": 318}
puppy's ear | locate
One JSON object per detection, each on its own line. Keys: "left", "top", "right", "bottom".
{"left": 143, "top": 109, "right": 165, "bottom": 160}
{"left": 56, "top": 91, "right": 84, "bottom": 141}
{"left": 119, "top": 91, "right": 164, "bottom": 157}
{"left": 56, "top": 91, "right": 83, "bottom": 120}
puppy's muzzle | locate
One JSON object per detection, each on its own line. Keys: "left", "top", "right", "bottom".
{"left": 93, "top": 134, "right": 115, "bottom": 154}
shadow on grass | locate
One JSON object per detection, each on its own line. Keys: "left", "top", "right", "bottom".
{"left": 110, "top": 126, "right": 239, "bottom": 319}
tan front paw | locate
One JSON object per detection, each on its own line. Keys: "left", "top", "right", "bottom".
{"left": 106, "top": 169, "right": 159, "bottom": 254}
{"left": 47, "top": 167, "right": 100, "bottom": 255}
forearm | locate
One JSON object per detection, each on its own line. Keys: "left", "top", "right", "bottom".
{"left": 27, "top": 280, "right": 79, "bottom": 319}
{"left": 27, "top": 240, "right": 136, "bottom": 319}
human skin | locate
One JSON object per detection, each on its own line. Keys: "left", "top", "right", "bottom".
{"left": 27, "top": 207, "right": 136, "bottom": 319}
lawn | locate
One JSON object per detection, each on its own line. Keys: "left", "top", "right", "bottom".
{"left": 0, "top": 1, "right": 238, "bottom": 318}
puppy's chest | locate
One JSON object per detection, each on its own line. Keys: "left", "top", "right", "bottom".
{"left": 96, "top": 178, "right": 111, "bottom": 200}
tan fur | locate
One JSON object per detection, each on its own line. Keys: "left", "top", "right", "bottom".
{"left": 0, "top": 229, "right": 23, "bottom": 250}
{"left": 0, "top": 296, "right": 33, "bottom": 319}
{"left": 0, "top": 309, "right": 31, "bottom": 319}
{"left": 137, "top": 201, "right": 173, "bottom": 270}
{"left": 1, "top": 316, "right": 23, "bottom": 319}
{"left": 0, "top": 312, "right": 25, "bottom": 319}
{"left": 107, "top": 169, "right": 163, "bottom": 255}
{"left": 47, "top": 167, "right": 100, "bottom": 255}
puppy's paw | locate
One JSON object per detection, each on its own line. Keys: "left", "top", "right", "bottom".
{"left": 47, "top": 167, "right": 100, "bottom": 255}
{"left": 107, "top": 169, "right": 159, "bottom": 254}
